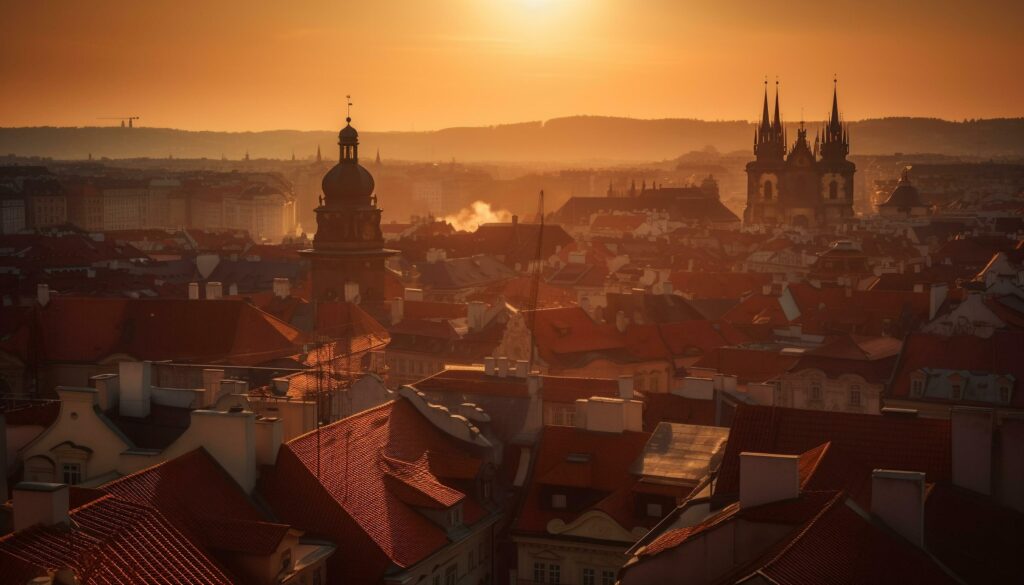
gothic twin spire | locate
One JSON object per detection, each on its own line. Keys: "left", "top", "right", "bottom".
{"left": 754, "top": 79, "right": 848, "bottom": 161}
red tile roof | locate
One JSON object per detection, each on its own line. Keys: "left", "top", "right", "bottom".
{"left": 692, "top": 346, "right": 800, "bottom": 383}
{"left": 0, "top": 494, "right": 233, "bottom": 585}
{"left": 513, "top": 426, "right": 652, "bottom": 536}
{"left": 889, "top": 330, "right": 1024, "bottom": 408}
{"left": 258, "top": 398, "right": 489, "bottom": 584}
{"left": 715, "top": 404, "right": 951, "bottom": 500}
{"left": 100, "top": 449, "right": 287, "bottom": 557}
{"left": 0, "top": 297, "right": 303, "bottom": 366}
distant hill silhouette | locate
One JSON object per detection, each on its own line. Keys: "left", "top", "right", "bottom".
{"left": 2, "top": 116, "right": 1023, "bottom": 162}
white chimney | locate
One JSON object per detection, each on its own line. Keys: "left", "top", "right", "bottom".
{"left": 188, "top": 282, "right": 200, "bottom": 300}
{"left": 496, "top": 357, "right": 509, "bottom": 378}
{"left": 343, "top": 282, "right": 360, "bottom": 303}
{"left": 391, "top": 297, "right": 405, "bottom": 325}
{"left": 118, "top": 361, "right": 152, "bottom": 418}
{"left": 13, "top": 482, "right": 69, "bottom": 531}
{"left": 951, "top": 406, "right": 994, "bottom": 496}
{"left": 871, "top": 469, "right": 926, "bottom": 547}
{"left": 739, "top": 452, "right": 799, "bottom": 508}
{"left": 206, "top": 281, "right": 223, "bottom": 300}
{"left": 615, "top": 310, "right": 629, "bottom": 332}
{"left": 998, "top": 414, "right": 1024, "bottom": 512}
{"left": 272, "top": 277, "right": 291, "bottom": 299}
{"left": 404, "top": 287, "right": 423, "bottom": 301}
{"left": 202, "top": 368, "right": 225, "bottom": 408}
{"left": 617, "top": 375, "right": 634, "bottom": 399}
{"left": 483, "top": 356, "right": 496, "bottom": 376}
{"left": 228, "top": 282, "right": 238, "bottom": 297}
{"left": 36, "top": 284, "right": 50, "bottom": 307}
{"left": 254, "top": 416, "right": 283, "bottom": 467}
{"left": 577, "top": 396, "right": 643, "bottom": 433}
{"left": 468, "top": 301, "right": 487, "bottom": 332}
{"left": 514, "top": 360, "right": 529, "bottom": 378}
{"left": 89, "top": 373, "right": 120, "bottom": 411}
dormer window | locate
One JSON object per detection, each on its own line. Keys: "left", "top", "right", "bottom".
{"left": 910, "top": 373, "right": 925, "bottom": 397}
{"left": 849, "top": 386, "right": 862, "bottom": 407}
{"left": 810, "top": 383, "right": 822, "bottom": 402}
{"left": 551, "top": 494, "right": 567, "bottom": 509}
{"left": 951, "top": 384, "right": 963, "bottom": 401}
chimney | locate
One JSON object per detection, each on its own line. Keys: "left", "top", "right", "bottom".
{"left": 187, "top": 409, "right": 258, "bottom": 492}
{"left": 202, "top": 368, "right": 225, "bottom": 408}
{"left": 188, "top": 282, "right": 200, "bottom": 300}
{"left": 484, "top": 356, "right": 496, "bottom": 376}
{"left": 254, "top": 416, "right": 283, "bottom": 467}
{"left": 739, "top": 452, "right": 800, "bottom": 508}
{"left": 206, "top": 281, "right": 223, "bottom": 300}
{"left": 13, "top": 482, "right": 69, "bottom": 531}
{"left": 998, "top": 414, "right": 1024, "bottom": 512}
{"left": 615, "top": 310, "right": 629, "bottom": 333}
{"left": 577, "top": 396, "right": 643, "bottom": 433}
{"left": 272, "top": 277, "right": 291, "bottom": 299}
{"left": 36, "top": 284, "right": 50, "bottom": 307}
{"left": 514, "top": 360, "right": 529, "bottom": 378}
{"left": 343, "top": 282, "right": 360, "bottom": 303}
{"left": 404, "top": 287, "right": 424, "bottom": 301}
{"left": 468, "top": 301, "right": 487, "bottom": 332}
{"left": 118, "top": 361, "right": 152, "bottom": 418}
{"left": 496, "top": 357, "right": 509, "bottom": 378}
{"left": 89, "top": 373, "right": 120, "bottom": 411}
{"left": 871, "top": 469, "right": 926, "bottom": 547}
{"left": 617, "top": 375, "right": 634, "bottom": 399}
{"left": 929, "top": 283, "right": 949, "bottom": 320}
{"left": 228, "top": 283, "right": 238, "bottom": 297}
{"left": 391, "top": 297, "right": 405, "bottom": 325}
{"left": 951, "top": 406, "right": 994, "bottom": 495}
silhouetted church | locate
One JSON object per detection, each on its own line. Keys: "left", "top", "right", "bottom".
{"left": 744, "top": 81, "right": 855, "bottom": 227}
{"left": 301, "top": 112, "right": 395, "bottom": 303}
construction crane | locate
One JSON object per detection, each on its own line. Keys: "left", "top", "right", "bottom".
{"left": 97, "top": 116, "right": 140, "bottom": 128}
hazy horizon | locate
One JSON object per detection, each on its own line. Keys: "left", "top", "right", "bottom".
{"left": 4, "top": 1, "right": 1024, "bottom": 132}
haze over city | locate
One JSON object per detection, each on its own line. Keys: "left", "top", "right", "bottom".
{"left": 3, "top": 0, "right": 1024, "bottom": 131}
{"left": 1, "top": 3, "right": 1023, "bottom": 585}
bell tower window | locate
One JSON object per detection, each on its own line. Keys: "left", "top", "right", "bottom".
{"left": 829, "top": 180, "right": 838, "bottom": 199}
{"left": 763, "top": 180, "right": 773, "bottom": 200}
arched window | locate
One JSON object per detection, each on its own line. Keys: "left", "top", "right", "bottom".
{"left": 764, "top": 181, "right": 773, "bottom": 200}
{"left": 829, "top": 181, "right": 838, "bottom": 200}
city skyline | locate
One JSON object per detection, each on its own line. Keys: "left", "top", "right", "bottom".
{"left": 3, "top": 0, "right": 1023, "bottom": 132}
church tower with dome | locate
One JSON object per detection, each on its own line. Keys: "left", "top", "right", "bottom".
{"left": 301, "top": 110, "right": 395, "bottom": 304}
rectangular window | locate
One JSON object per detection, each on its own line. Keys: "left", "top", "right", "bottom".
{"left": 62, "top": 463, "right": 82, "bottom": 485}
{"left": 468, "top": 550, "right": 475, "bottom": 570}
{"left": 551, "top": 494, "right": 567, "bottom": 509}
{"left": 849, "top": 386, "right": 862, "bottom": 407}
{"left": 533, "top": 562, "right": 546, "bottom": 583}
{"left": 548, "top": 564, "right": 560, "bottom": 585}
{"left": 810, "top": 383, "right": 822, "bottom": 401}
{"left": 445, "top": 564, "right": 457, "bottom": 585}
{"left": 911, "top": 378, "right": 924, "bottom": 397}
{"left": 601, "top": 570, "right": 615, "bottom": 585}
{"left": 582, "top": 568, "right": 595, "bottom": 585}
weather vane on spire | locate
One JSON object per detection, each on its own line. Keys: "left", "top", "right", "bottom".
{"left": 346, "top": 94, "right": 353, "bottom": 123}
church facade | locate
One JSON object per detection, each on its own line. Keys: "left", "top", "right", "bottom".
{"left": 301, "top": 113, "right": 395, "bottom": 304}
{"left": 743, "top": 83, "right": 855, "bottom": 228}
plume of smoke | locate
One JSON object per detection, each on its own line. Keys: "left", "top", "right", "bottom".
{"left": 443, "top": 200, "right": 512, "bottom": 232}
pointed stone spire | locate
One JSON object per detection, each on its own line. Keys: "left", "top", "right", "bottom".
{"left": 316, "top": 145, "right": 322, "bottom": 163}
{"left": 375, "top": 148, "right": 382, "bottom": 166}
{"left": 760, "top": 79, "right": 771, "bottom": 132}
{"left": 829, "top": 76, "right": 841, "bottom": 130}
{"left": 772, "top": 80, "right": 782, "bottom": 130}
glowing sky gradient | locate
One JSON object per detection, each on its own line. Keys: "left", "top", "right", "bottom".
{"left": 3, "top": 0, "right": 1022, "bottom": 131}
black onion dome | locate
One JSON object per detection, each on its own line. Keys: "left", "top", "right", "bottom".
{"left": 339, "top": 123, "right": 358, "bottom": 142}
{"left": 881, "top": 170, "right": 924, "bottom": 208}
{"left": 322, "top": 162, "right": 375, "bottom": 204}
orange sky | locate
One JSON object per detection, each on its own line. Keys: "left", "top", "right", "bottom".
{"left": 2, "top": 0, "right": 1022, "bottom": 132}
